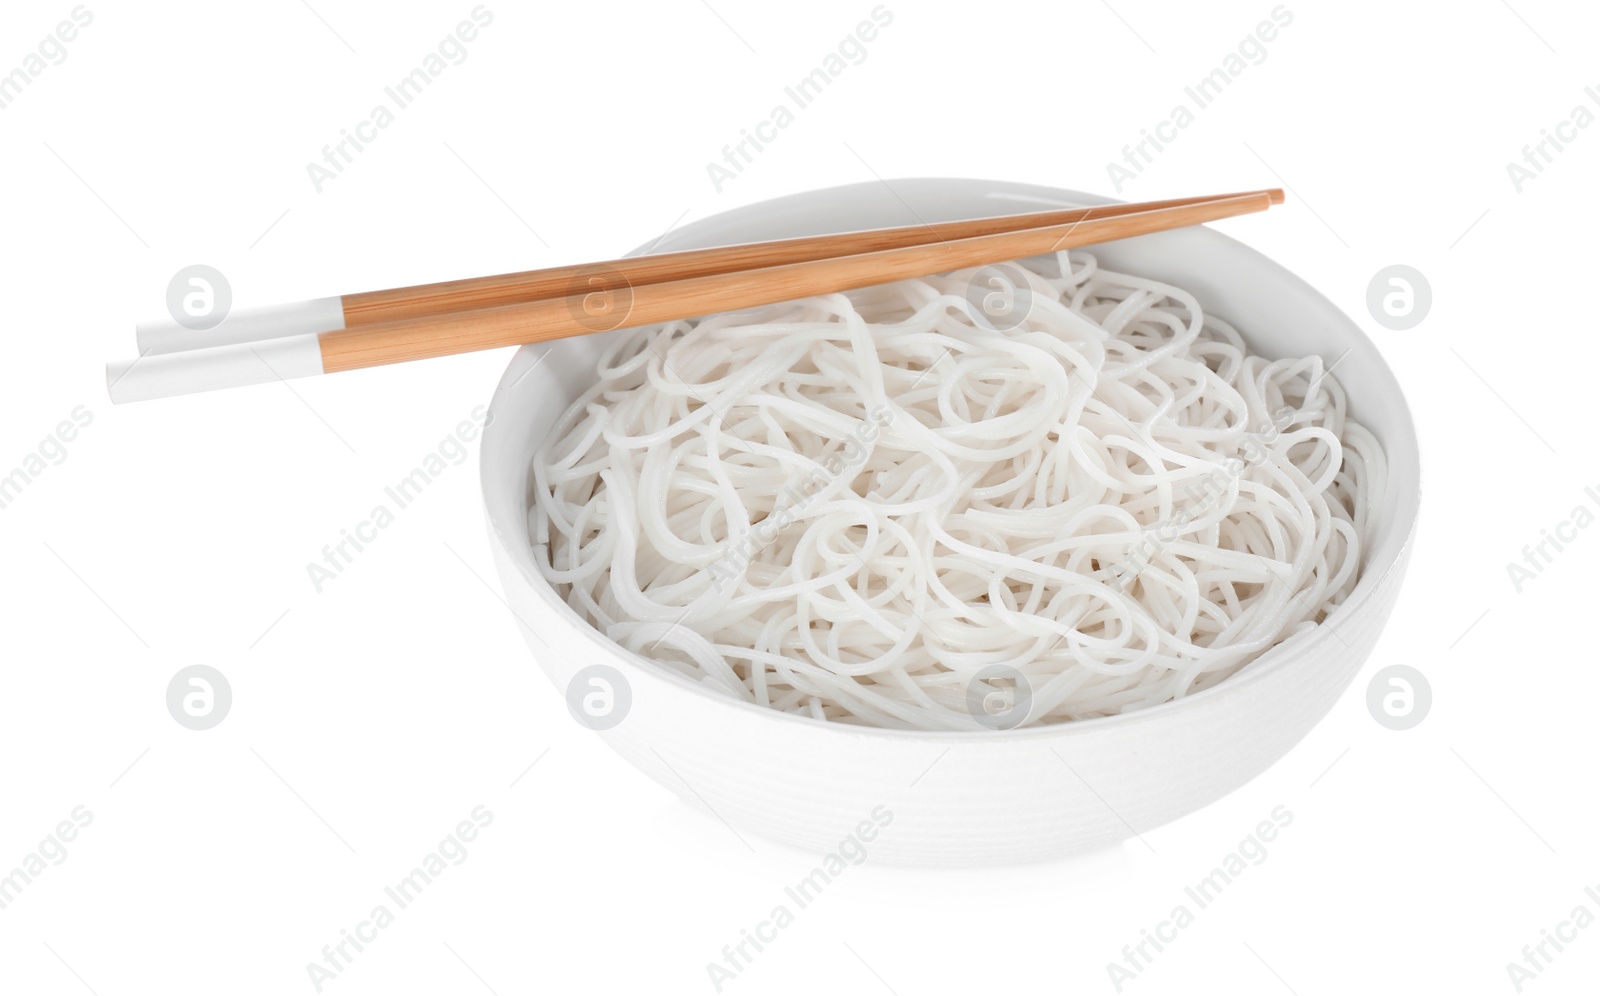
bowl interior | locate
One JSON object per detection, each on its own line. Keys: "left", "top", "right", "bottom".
{"left": 481, "top": 178, "right": 1421, "bottom": 735}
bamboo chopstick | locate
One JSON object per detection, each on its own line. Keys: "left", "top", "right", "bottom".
{"left": 106, "top": 189, "right": 1282, "bottom": 404}
{"left": 133, "top": 189, "right": 1283, "bottom": 356}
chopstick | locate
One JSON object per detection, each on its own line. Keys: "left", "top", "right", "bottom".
{"left": 133, "top": 189, "right": 1283, "bottom": 356}
{"left": 106, "top": 189, "right": 1282, "bottom": 404}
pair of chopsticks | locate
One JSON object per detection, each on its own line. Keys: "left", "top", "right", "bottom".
{"left": 105, "top": 188, "right": 1284, "bottom": 404}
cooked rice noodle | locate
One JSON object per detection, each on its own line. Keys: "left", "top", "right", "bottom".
{"left": 529, "top": 251, "right": 1386, "bottom": 730}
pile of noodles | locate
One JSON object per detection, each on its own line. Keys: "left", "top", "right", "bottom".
{"left": 529, "top": 251, "right": 1386, "bottom": 730}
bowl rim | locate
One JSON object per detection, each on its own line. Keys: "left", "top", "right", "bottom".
{"left": 481, "top": 177, "right": 1422, "bottom": 744}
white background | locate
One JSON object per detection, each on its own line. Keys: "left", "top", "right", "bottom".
{"left": 2, "top": 0, "right": 1597, "bottom": 993}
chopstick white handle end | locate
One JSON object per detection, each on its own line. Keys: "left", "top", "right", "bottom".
{"left": 135, "top": 296, "right": 346, "bottom": 355}
{"left": 107, "top": 333, "right": 326, "bottom": 404}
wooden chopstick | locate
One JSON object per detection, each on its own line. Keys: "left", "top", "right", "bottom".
{"left": 343, "top": 190, "right": 1282, "bottom": 326}
{"left": 134, "top": 189, "right": 1284, "bottom": 355}
{"left": 323, "top": 191, "right": 1278, "bottom": 369}
{"left": 106, "top": 189, "right": 1282, "bottom": 403}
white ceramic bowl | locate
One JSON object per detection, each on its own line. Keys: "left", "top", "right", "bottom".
{"left": 480, "top": 179, "right": 1420, "bottom": 866}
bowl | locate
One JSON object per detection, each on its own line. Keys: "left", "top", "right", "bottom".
{"left": 479, "top": 178, "right": 1420, "bottom": 866}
